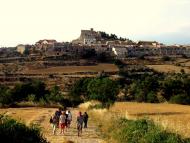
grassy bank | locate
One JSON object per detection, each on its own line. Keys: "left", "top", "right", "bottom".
{"left": 88, "top": 107, "right": 190, "bottom": 143}
{"left": 107, "top": 118, "right": 190, "bottom": 143}
{"left": 0, "top": 115, "right": 48, "bottom": 143}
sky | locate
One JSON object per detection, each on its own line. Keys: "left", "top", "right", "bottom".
{"left": 0, "top": 0, "right": 190, "bottom": 47}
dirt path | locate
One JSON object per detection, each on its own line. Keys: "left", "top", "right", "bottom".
{"left": 27, "top": 108, "right": 105, "bottom": 143}
{"left": 0, "top": 107, "right": 105, "bottom": 143}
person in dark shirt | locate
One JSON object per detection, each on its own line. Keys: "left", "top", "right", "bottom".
{"left": 83, "top": 112, "right": 89, "bottom": 128}
{"left": 55, "top": 108, "right": 62, "bottom": 127}
{"left": 55, "top": 108, "right": 62, "bottom": 117}
{"left": 77, "top": 111, "right": 83, "bottom": 136}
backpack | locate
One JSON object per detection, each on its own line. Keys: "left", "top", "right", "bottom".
{"left": 52, "top": 115, "right": 58, "bottom": 123}
{"left": 49, "top": 117, "right": 53, "bottom": 123}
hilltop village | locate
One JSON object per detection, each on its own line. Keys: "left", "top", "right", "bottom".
{"left": 1, "top": 29, "right": 190, "bottom": 91}
{"left": 1, "top": 28, "right": 190, "bottom": 62}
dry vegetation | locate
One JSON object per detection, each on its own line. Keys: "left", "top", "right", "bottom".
{"left": 22, "top": 64, "right": 118, "bottom": 74}
{"left": 181, "top": 61, "right": 190, "bottom": 67}
{"left": 147, "top": 64, "right": 190, "bottom": 73}
{"left": 146, "top": 58, "right": 190, "bottom": 73}
{"left": 109, "top": 102, "right": 190, "bottom": 138}
{"left": 85, "top": 102, "right": 190, "bottom": 142}
{"left": 1, "top": 102, "right": 190, "bottom": 142}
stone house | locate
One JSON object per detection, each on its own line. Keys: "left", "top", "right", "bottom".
{"left": 112, "top": 46, "right": 128, "bottom": 59}
{"left": 137, "top": 41, "right": 162, "bottom": 48}
{"left": 35, "top": 39, "right": 57, "bottom": 51}
{"left": 72, "top": 28, "right": 101, "bottom": 45}
{"left": 16, "top": 44, "right": 26, "bottom": 54}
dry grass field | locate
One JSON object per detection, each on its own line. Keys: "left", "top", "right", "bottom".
{"left": 147, "top": 64, "right": 190, "bottom": 73}
{"left": 110, "top": 102, "right": 190, "bottom": 138}
{"left": 0, "top": 107, "right": 105, "bottom": 143}
{"left": 22, "top": 64, "right": 118, "bottom": 74}
{"left": 1, "top": 102, "right": 190, "bottom": 142}
{"left": 181, "top": 61, "right": 190, "bottom": 67}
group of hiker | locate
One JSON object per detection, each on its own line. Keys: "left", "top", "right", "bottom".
{"left": 50, "top": 107, "right": 89, "bottom": 136}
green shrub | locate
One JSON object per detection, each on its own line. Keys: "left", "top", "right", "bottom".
{"left": 27, "top": 94, "right": 36, "bottom": 102}
{"left": 69, "top": 78, "right": 91, "bottom": 102}
{"left": 135, "top": 90, "right": 146, "bottom": 102}
{"left": 0, "top": 85, "right": 13, "bottom": 106}
{"left": 114, "top": 59, "right": 125, "bottom": 69}
{"left": 11, "top": 80, "right": 48, "bottom": 102}
{"left": 162, "top": 79, "right": 184, "bottom": 100}
{"left": 147, "top": 91, "right": 158, "bottom": 103}
{"left": 46, "top": 85, "right": 65, "bottom": 104}
{"left": 162, "top": 56, "right": 171, "bottom": 61}
{"left": 39, "top": 98, "right": 46, "bottom": 106}
{"left": 0, "top": 115, "right": 48, "bottom": 143}
{"left": 69, "top": 77, "right": 119, "bottom": 107}
{"left": 170, "top": 94, "right": 190, "bottom": 105}
{"left": 108, "top": 118, "right": 190, "bottom": 143}
{"left": 87, "top": 77, "right": 119, "bottom": 107}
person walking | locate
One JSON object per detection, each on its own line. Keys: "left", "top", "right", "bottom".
{"left": 50, "top": 113, "right": 59, "bottom": 135}
{"left": 55, "top": 108, "right": 62, "bottom": 127}
{"left": 65, "top": 109, "right": 69, "bottom": 129}
{"left": 59, "top": 111, "right": 66, "bottom": 135}
{"left": 55, "top": 108, "right": 62, "bottom": 117}
{"left": 83, "top": 112, "right": 89, "bottom": 128}
{"left": 77, "top": 111, "right": 83, "bottom": 137}
{"left": 67, "top": 110, "right": 72, "bottom": 128}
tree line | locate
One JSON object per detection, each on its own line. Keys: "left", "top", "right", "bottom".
{"left": 1, "top": 70, "right": 190, "bottom": 107}
{"left": 0, "top": 80, "right": 70, "bottom": 107}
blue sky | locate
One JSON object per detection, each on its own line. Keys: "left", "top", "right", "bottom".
{"left": 0, "top": 0, "right": 189, "bottom": 46}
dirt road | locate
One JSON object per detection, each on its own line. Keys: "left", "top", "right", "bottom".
{"left": 0, "top": 108, "right": 105, "bottom": 143}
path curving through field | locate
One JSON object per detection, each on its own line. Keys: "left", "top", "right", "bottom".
{"left": 29, "top": 108, "right": 105, "bottom": 143}
{"left": 0, "top": 107, "right": 105, "bottom": 143}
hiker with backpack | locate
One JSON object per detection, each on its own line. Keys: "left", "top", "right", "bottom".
{"left": 50, "top": 113, "right": 59, "bottom": 135}
{"left": 50, "top": 108, "right": 62, "bottom": 135}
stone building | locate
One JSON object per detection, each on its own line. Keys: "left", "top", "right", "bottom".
{"left": 126, "top": 46, "right": 188, "bottom": 57}
{"left": 16, "top": 44, "right": 26, "bottom": 54}
{"left": 35, "top": 39, "right": 57, "bottom": 51}
{"left": 112, "top": 46, "right": 128, "bottom": 59}
{"left": 112, "top": 45, "right": 190, "bottom": 59}
{"left": 72, "top": 28, "right": 101, "bottom": 45}
{"left": 137, "top": 41, "right": 162, "bottom": 48}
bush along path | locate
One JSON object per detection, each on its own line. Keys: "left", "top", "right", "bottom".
{"left": 29, "top": 108, "right": 105, "bottom": 143}
{"left": 106, "top": 118, "right": 190, "bottom": 143}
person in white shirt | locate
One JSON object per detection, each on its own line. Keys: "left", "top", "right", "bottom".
{"left": 59, "top": 111, "right": 66, "bottom": 135}
{"left": 67, "top": 110, "right": 72, "bottom": 128}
